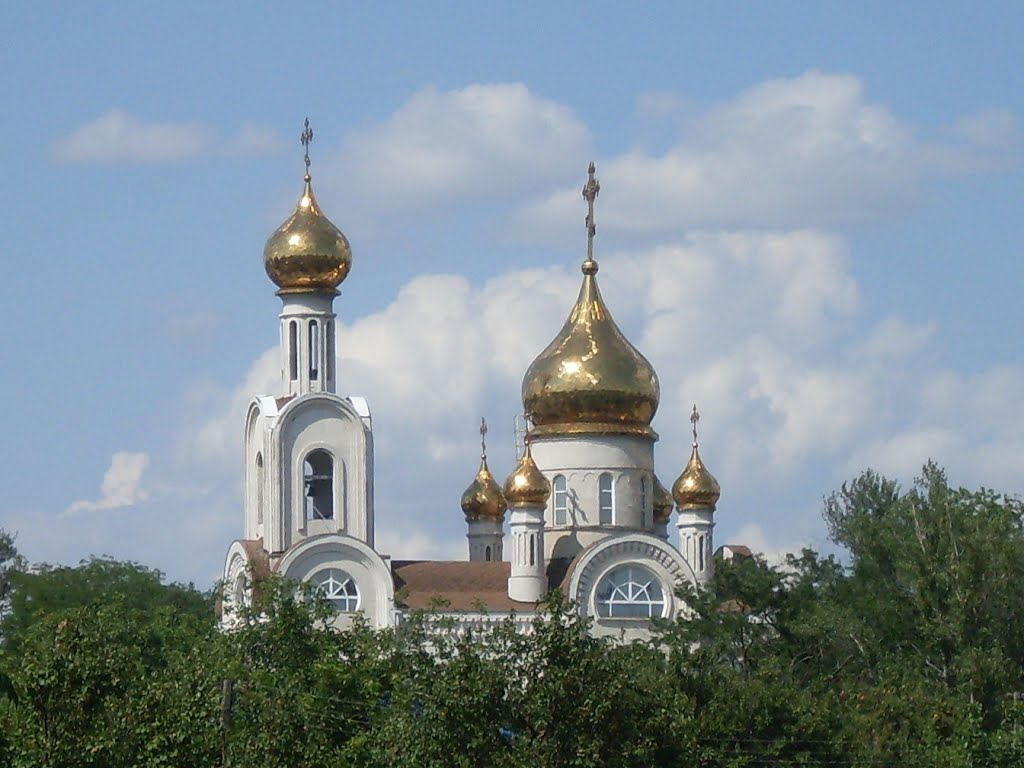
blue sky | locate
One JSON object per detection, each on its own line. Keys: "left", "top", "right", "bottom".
{"left": 2, "top": 2, "right": 1021, "bottom": 586}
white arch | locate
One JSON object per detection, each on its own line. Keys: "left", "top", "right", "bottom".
{"left": 277, "top": 533, "right": 394, "bottom": 629}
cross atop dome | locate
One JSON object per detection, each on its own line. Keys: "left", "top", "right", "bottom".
{"left": 582, "top": 162, "right": 600, "bottom": 275}
{"left": 301, "top": 117, "right": 314, "bottom": 181}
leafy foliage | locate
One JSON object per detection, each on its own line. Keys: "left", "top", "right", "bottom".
{"left": 1, "top": 462, "right": 1023, "bottom": 766}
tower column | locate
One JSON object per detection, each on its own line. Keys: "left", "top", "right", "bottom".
{"left": 461, "top": 419, "right": 507, "bottom": 563}
{"left": 507, "top": 503, "right": 546, "bottom": 602}
{"left": 279, "top": 292, "right": 338, "bottom": 396}
{"left": 672, "top": 406, "right": 721, "bottom": 587}
{"left": 504, "top": 445, "right": 551, "bottom": 603}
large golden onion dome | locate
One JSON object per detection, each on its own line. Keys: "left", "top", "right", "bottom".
{"left": 672, "top": 406, "right": 721, "bottom": 510}
{"left": 503, "top": 446, "right": 551, "bottom": 506}
{"left": 652, "top": 474, "right": 674, "bottom": 525}
{"left": 461, "top": 420, "right": 508, "bottom": 522}
{"left": 264, "top": 120, "right": 351, "bottom": 294}
{"left": 522, "top": 164, "right": 660, "bottom": 436}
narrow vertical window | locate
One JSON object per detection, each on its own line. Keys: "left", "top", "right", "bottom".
{"left": 598, "top": 473, "right": 614, "bottom": 524}
{"left": 485, "top": 545, "right": 492, "bottom": 562}
{"left": 326, "top": 321, "right": 335, "bottom": 384}
{"left": 309, "top": 320, "right": 319, "bottom": 381}
{"left": 304, "top": 450, "right": 333, "bottom": 520}
{"left": 289, "top": 321, "right": 298, "bottom": 381}
{"left": 640, "top": 475, "right": 647, "bottom": 527}
{"left": 529, "top": 535, "right": 535, "bottom": 566}
{"left": 553, "top": 475, "right": 567, "bottom": 525}
{"left": 255, "top": 453, "right": 264, "bottom": 525}
{"left": 699, "top": 535, "right": 706, "bottom": 571}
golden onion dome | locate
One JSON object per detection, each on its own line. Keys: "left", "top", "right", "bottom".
{"left": 522, "top": 164, "right": 659, "bottom": 436}
{"left": 672, "top": 406, "right": 720, "bottom": 510}
{"left": 264, "top": 120, "right": 351, "bottom": 294}
{"left": 503, "top": 446, "right": 551, "bottom": 506}
{"left": 652, "top": 474, "right": 674, "bottom": 525}
{"left": 461, "top": 419, "right": 508, "bottom": 522}
{"left": 461, "top": 457, "right": 508, "bottom": 522}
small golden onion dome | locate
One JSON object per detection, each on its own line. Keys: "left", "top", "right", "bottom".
{"left": 672, "top": 444, "right": 721, "bottom": 510}
{"left": 503, "top": 447, "right": 551, "bottom": 506}
{"left": 461, "top": 457, "right": 508, "bottom": 522}
{"left": 652, "top": 474, "right": 674, "bottom": 524}
{"left": 521, "top": 260, "right": 660, "bottom": 434}
{"left": 264, "top": 175, "right": 352, "bottom": 294}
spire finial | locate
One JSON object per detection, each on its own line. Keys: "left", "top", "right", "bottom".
{"left": 582, "top": 161, "right": 600, "bottom": 274}
{"left": 480, "top": 417, "right": 489, "bottom": 461}
{"left": 301, "top": 117, "right": 314, "bottom": 182}
{"left": 690, "top": 404, "right": 700, "bottom": 448}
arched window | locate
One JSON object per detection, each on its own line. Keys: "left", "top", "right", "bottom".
{"left": 255, "top": 453, "right": 264, "bottom": 525}
{"left": 598, "top": 473, "right": 614, "bottom": 525}
{"left": 595, "top": 565, "right": 666, "bottom": 618}
{"left": 485, "top": 545, "right": 492, "bottom": 562}
{"left": 289, "top": 321, "right": 298, "bottom": 381}
{"left": 309, "top": 320, "right": 319, "bottom": 381}
{"left": 553, "top": 475, "right": 567, "bottom": 525}
{"left": 304, "top": 450, "right": 333, "bottom": 520}
{"left": 233, "top": 572, "right": 249, "bottom": 610}
{"left": 315, "top": 568, "right": 359, "bottom": 612}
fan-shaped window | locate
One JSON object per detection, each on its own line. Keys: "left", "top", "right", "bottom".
{"left": 304, "top": 450, "right": 333, "bottom": 520}
{"left": 553, "top": 475, "right": 567, "bottom": 525}
{"left": 598, "top": 473, "right": 614, "bottom": 524}
{"left": 595, "top": 564, "right": 666, "bottom": 618}
{"left": 315, "top": 568, "right": 359, "bottom": 612}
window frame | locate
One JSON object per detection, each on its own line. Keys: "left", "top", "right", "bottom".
{"left": 553, "top": 474, "right": 567, "bottom": 525}
{"left": 315, "top": 568, "right": 360, "bottom": 612}
{"left": 594, "top": 564, "right": 667, "bottom": 619}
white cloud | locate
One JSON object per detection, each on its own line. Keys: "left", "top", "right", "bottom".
{"left": 52, "top": 110, "right": 282, "bottom": 164}
{"left": 64, "top": 452, "right": 150, "bottom": 517}
{"left": 61, "top": 74, "right": 1020, "bottom": 584}
{"left": 328, "top": 83, "right": 592, "bottom": 218}
{"left": 513, "top": 71, "right": 1013, "bottom": 238}
{"left": 226, "top": 123, "right": 284, "bottom": 155}
{"left": 53, "top": 110, "right": 213, "bottom": 163}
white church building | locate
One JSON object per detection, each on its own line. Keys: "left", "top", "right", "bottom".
{"left": 223, "top": 130, "right": 723, "bottom": 639}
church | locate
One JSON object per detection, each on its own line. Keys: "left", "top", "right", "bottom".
{"left": 223, "top": 124, "right": 723, "bottom": 640}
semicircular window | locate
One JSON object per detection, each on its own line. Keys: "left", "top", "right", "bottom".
{"left": 595, "top": 564, "right": 666, "bottom": 618}
{"left": 315, "top": 568, "right": 360, "bottom": 612}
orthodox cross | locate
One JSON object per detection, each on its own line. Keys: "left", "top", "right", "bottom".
{"left": 582, "top": 162, "right": 600, "bottom": 264}
{"left": 690, "top": 404, "right": 700, "bottom": 447}
{"left": 480, "top": 417, "right": 489, "bottom": 461}
{"left": 301, "top": 117, "right": 314, "bottom": 179}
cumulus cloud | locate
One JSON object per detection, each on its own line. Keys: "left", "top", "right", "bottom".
{"left": 121, "top": 73, "right": 1022, "bottom": 582}
{"left": 327, "top": 83, "right": 592, "bottom": 217}
{"left": 513, "top": 71, "right": 1015, "bottom": 237}
{"left": 64, "top": 452, "right": 150, "bottom": 517}
{"left": 53, "top": 110, "right": 281, "bottom": 164}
